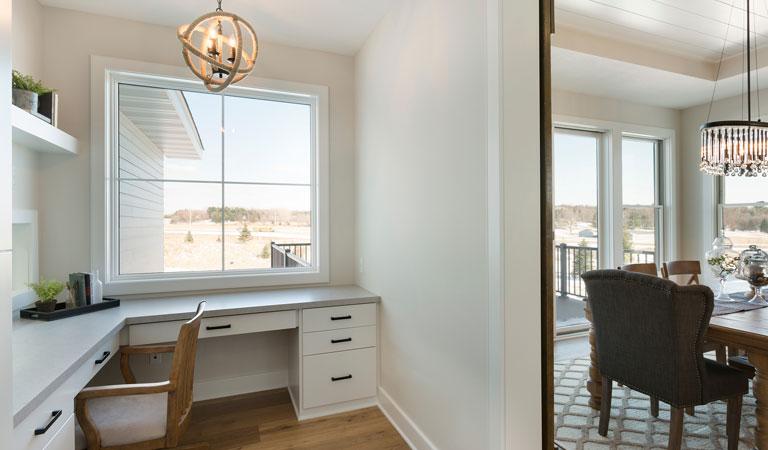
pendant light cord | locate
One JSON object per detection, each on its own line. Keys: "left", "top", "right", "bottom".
{"left": 216, "top": 0, "right": 223, "bottom": 12}
{"left": 707, "top": 0, "right": 737, "bottom": 123}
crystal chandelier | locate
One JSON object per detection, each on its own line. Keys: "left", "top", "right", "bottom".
{"left": 177, "top": 0, "right": 258, "bottom": 92}
{"left": 700, "top": 0, "right": 768, "bottom": 177}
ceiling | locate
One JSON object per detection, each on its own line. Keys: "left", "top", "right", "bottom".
{"left": 553, "top": 0, "right": 768, "bottom": 109}
{"left": 38, "top": 0, "right": 397, "bottom": 56}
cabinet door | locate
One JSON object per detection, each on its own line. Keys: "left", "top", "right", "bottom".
{"left": 42, "top": 413, "right": 74, "bottom": 450}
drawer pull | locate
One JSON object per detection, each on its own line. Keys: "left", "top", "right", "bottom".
{"left": 330, "top": 315, "right": 352, "bottom": 321}
{"left": 331, "top": 374, "right": 353, "bottom": 382}
{"left": 34, "top": 410, "right": 62, "bottom": 436}
{"left": 95, "top": 351, "right": 111, "bottom": 364}
{"left": 206, "top": 324, "right": 232, "bottom": 331}
{"left": 331, "top": 338, "right": 352, "bottom": 344}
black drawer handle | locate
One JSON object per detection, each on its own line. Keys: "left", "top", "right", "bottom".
{"left": 331, "top": 315, "right": 352, "bottom": 321}
{"left": 206, "top": 324, "right": 232, "bottom": 331}
{"left": 95, "top": 351, "right": 111, "bottom": 364}
{"left": 331, "top": 375, "right": 353, "bottom": 382}
{"left": 34, "top": 410, "right": 62, "bottom": 435}
{"left": 331, "top": 338, "right": 352, "bottom": 344}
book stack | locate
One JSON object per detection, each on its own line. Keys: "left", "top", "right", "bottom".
{"left": 68, "top": 273, "right": 92, "bottom": 307}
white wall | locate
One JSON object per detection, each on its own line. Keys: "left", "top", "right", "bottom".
{"left": 1, "top": 0, "right": 13, "bottom": 446}
{"left": 355, "top": 1, "right": 491, "bottom": 448}
{"left": 37, "top": 6, "right": 357, "bottom": 285}
{"left": 554, "top": 90, "right": 681, "bottom": 130}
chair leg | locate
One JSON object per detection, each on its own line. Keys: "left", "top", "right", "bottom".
{"left": 727, "top": 396, "right": 743, "bottom": 450}
{"left": 716, "top": 345, "right": 727, "bottom": 363}
{"left": 598, "top": 375, "right": 612, "bottom": 437}
{"left": 650, "top": 397, "right": 659, "bottom": 418}
{"left": 668, "top": 407, "right": 684, "bottom": 450}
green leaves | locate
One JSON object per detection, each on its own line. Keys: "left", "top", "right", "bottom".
{"left": 12, "top": 70, "right": 54, "bottom": 95}
{"left": 28, "top": 279, "right": 66, "bottom": 302}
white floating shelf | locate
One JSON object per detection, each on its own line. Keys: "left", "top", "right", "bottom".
{"left": 11, "top": 105, "right": 79, "bottom": 155}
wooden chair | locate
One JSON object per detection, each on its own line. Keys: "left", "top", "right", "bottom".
{"left": 619, "top": 263, "right": 658, "bottom": 276}
{"left": 661, "top": 260, "right": 700, "bottom": 286}
{"left": 75, "top": 301, "right": 207, "bottom": 450}
{"left": 583, "top": 270, "right": 748, "bottom": 450}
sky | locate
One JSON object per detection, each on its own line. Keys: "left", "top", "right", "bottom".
{"left": 119, "top": 85, "right": 312, "bottom": 214}
{"left": 553, "top": 131, "right": 656, "bottom": 207}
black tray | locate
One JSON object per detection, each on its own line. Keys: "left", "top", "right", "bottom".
{"left": 20, "top": 298, "right": 120, "bottom": 321}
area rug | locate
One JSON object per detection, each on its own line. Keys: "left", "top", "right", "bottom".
{"left": 555, "top": 357, "right": 757, "bottom": 450}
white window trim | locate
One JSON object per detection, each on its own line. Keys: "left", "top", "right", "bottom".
{"left": 553, "top": 115, "right": 678, "bottom": 269}
{"left": 90, "top": 55, "right": 330, "bottom": 296}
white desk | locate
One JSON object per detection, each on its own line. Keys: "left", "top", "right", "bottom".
{"left": 12, "top": 285, "right": 379, "bottom": 450}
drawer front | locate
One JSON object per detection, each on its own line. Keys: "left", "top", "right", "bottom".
{"left": 42, "top": 413, "right": 74, "bottom": 450}
{"left": 302, "top": 347, "right": 377, "bottom": 409}
{"left": 302, "top": 303, "right": 377, "bottom": 333}
{"left": 14, "top": 333, "right": 119, "bottom": 450}
{"left": 302, "top": 326, "right": 377, "bottom": 356}
{"left": 129, "top": 310, "right": 297, "bottom": 345}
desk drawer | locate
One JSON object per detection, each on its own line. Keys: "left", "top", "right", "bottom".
{"left": 302, "top": 326, "right": 376, "bottom": 356}
{"left": 13, "top": 333, "right": 117, "bottom": 450}
{"left": 129, "top": 310, "right": 297, "bottom": 345}
{"left": 302, "top": 347, "right": 377, "bottom": 409}
{"left": 302, "top": 304, "right": 377, "bottom": 333}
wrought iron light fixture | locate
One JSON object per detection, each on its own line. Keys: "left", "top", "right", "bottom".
{"left": 177, "top": 0, "right": 258, "bottom": 92}
{"left": 700, "top": 0, "right": 768, "bottom": 177}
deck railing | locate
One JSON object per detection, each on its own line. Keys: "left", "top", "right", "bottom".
{"left": 270, "top": 242, "right": 311, "bottom": 268}
{"left": 555, "top": 243, "right": 655, "bottom": 298}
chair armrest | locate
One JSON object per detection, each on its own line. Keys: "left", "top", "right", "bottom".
{"left": 120, "top": 344, "right": 176, "bottom": 354}
{"left": 76, "top": 381, "right": 173, "bottom": 401}
{"left": 119, "top": 344, "right": 175, "bottom": 383}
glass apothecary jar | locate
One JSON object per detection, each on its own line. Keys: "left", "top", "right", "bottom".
{"left": 736, "top": 245, "right": 768, "bottom": 305}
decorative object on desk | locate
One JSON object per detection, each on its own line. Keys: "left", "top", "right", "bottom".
{"left": 27, "top": 278, "right": 65, "bottom": 313}
{"left": 91, "top": 270, "right": 103, "bottom": 304}
{"left": 20, "top": 298, "right": 120, "bottom": 322}
{"left": 736, "top": 245, "right": 768, "bottom": 305}
{"left": 699, "top": 0, "right": 768, "bottom": 177}
{"left": 706, "top": 233, "right": 740, "bottom": 301}
{"left": 65, "top": 282, "right": 77, "bottom": 309}
{"left": 177, "top": 0, "right": 258, "bottom": 92}
{"left": 68, "top": 272, "right": 92, "bottom": 306}
{"left": 11, "top": 70, "right": 54, "bottom": 115}
{"left": 37, "top": 91, "right": 58, "bottom": 127}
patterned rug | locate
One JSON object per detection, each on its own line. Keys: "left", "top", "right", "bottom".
{"left": 555, "top": 358, "right": 758, "bottom": 449}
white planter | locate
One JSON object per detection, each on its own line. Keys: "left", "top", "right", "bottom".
{"left": 12, "top": 88, "right": 38, "bottom": 113}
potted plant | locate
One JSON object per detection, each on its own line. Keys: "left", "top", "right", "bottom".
{"left": 28, "top": 279, "right": 66, "bottom": 313}
{"left": 11, "top": 70, "right": 54, "bottom": 114}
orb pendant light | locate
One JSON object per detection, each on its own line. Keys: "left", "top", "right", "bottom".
{"left": 177, "top": 0, "right": 258, "bottom": 92}
{"left": 700, "top": 0, "right": 768, "bottom": 177}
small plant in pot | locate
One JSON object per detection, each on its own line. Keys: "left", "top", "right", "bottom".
{"left": 11, "top": 70, "right": 54, "bottom": 114}
{"left": 28, "top": 279, "right": 66, "bottom": 313}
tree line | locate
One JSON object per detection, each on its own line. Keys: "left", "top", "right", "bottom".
{"left": 166, "top": 207, "right": 310, "bottom": 226}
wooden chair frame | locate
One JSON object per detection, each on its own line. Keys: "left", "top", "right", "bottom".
{"left": 76, "top": 302, "right": 207, "bottom": 450}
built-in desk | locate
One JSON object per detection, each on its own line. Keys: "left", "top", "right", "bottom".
{"left": 13, "top": 285, "right": 380, "bottom": 450}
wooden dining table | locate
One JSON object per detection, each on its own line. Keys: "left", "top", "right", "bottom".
{"left": 585, "top": 303, "right": 768, "bottom": 449}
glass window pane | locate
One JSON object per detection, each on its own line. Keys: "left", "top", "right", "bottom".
{"left": 118, "top": 84, "right": 222, "bottom": 182}
{"left": 722, "top": 205, "right": 768, "bottom": 251}
{"left": 224, "top": 96, "right": 311, "bottom": 184}
{"left": 622, "top": 207, "right": 656, "bottom": 264}
{"left": 223, "top": 184, "right": 311, "bottom": 271}
{"left": 724, "top": 177, "right": 768, "bottom": 204}
{"left": 622, "top": 138, "right": 656, "bottom": 206}
{"left": 119, "top": 181, "right": 222, "bottom": 274}
{"left": 553, "top": 129, "right": 599, "bottom": 332}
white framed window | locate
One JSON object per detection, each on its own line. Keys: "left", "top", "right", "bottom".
{"left": 91, "top": 57, "right": 329, "bottom": 295}
{"left": 717, "top": 176, "right": 768, "bottom": 252}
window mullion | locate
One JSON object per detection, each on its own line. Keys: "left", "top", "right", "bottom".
{"left": 221, "top": 95, "right": 226, "bottom": 272}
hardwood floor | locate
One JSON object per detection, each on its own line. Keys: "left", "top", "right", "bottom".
{"left": 179, "top": 389, "right": 409, "bottom": 450}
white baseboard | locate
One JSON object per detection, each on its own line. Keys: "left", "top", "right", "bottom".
{"left": 378, "top": 387, "right": 438, "bottom": 450}
{"left": 193, "top": 370, "right": 288, "bottom": 401}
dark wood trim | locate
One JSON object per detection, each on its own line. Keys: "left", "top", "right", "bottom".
{"left": 540, "top": 0, "right": 554, "bottom": 447}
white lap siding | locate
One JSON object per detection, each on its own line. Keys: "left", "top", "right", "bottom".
{"left": 118, "top": 112, "right": 164, "bottom": 274}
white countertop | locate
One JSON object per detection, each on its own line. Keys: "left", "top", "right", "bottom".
{"left": 12, "top": 285, "right": 379, "bottom": 426}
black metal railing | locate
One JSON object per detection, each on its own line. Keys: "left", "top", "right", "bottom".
{"left": 270, "top": 242, "right": 311, "bottom": 268}
{"left": 555, "top": 243, "right": 656, "bottom": 297}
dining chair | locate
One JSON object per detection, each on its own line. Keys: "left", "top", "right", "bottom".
{"left": 582, "top": 270, "right": 748, "bottom": 450}
{"left": 75, "top": 301, "right": 208, "bottom": 450}
{"left": 618, "top": 263, "right": 657, "bottom": 276}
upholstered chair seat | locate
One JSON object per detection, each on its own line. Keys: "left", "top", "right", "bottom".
{"left": 75, "top": 392, "right": 168, "bottom": 449}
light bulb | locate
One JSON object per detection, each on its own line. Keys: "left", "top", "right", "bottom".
{"left": 208, "top": 27, "right": 217, "bottom": 38}
{"left": 229, "top": 36, "right": 236, "bottom": 48}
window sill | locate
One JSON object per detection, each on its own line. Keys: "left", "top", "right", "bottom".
{"left": 104, "top": 270, "right": 329, "bottom": 296}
